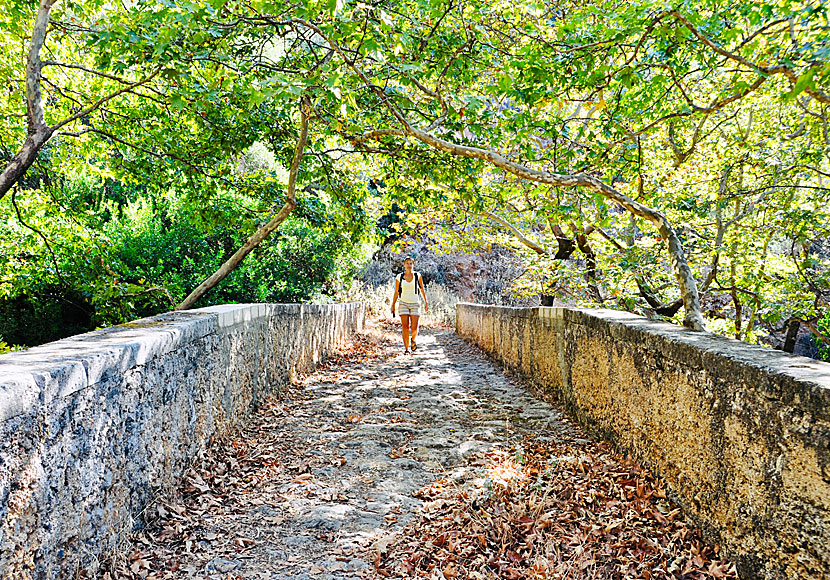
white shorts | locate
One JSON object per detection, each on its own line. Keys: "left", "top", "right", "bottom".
{"left": 397, "top": 302, "right": 421, "bottom": 316}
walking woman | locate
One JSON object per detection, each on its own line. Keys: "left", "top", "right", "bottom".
{"left": 391, "top": 257, "right": 429, "bottom": 354}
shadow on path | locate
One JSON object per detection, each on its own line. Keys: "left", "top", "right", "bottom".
{"left": 98, "top": 321, "right": 735, "bottom": 580}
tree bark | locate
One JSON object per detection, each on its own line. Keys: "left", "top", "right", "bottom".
{"left": 783, "top": 319, "right": 800, "bottom": 353}
{"left": 175, "top": 100, "right": 311, "bottom": 310}
{"left": 551, "top": 224, "right": 576, "bottom": 260}
{"left": 573, "top": 226, "right": 602, "bottom": 303}
{"left": 0, "top": 132, "right": 53, "bottom": 199}
{"left": 635, "top": 277, "right": 684, "bottom": 316}
{"left": 26, "top": 0, "right": 55, "bottom": 134}
{"left": 0, "top": 0, "right": 57, "bottom": 201}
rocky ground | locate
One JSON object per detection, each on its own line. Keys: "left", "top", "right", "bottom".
{"left": 98, "top": 320, "right": 736, "bottom": 580}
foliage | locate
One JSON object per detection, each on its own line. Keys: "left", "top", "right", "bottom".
{"left": 0, "top": 171, "right": 371, "bottom": 346}
{"left": 327, "top": 0, "right": 830, "bottom": 346}
{"left": 1, "top": 0, "right": 829, "bottom": 352}
{"left": 817, "top": 312, "right": 830, "bottom": 362}
{"left": 0, "top": 335, "right": 24, "bottom": 355}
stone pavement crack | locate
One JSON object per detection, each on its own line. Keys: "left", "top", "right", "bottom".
{"left": 97, "top": 321, "right": 724, "bottom": 580}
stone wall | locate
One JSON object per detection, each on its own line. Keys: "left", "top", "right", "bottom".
{"left": 0, "top": 302, "right": 364, "bottom": 579}
{"left": 456, "top": 304, "right": 830, "bottom": 580}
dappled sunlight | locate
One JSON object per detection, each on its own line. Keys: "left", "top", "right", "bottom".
{"left": 377, "top": 436, "right": 738, "bottom": 579}
{"left": 484, "top": 450, "right": 530, "bottom": 489}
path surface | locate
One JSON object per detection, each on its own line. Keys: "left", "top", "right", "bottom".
{"left": 103, "top": 322, "right": 735, "bottom": 580}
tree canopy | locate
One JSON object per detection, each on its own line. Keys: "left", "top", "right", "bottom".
{"left": 1, "top": 0, "right": 828, "bottom": 351}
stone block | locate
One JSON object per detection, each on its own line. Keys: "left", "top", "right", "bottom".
{"left": 196, "top": 303, "right": 270, "bottom": 331}
{"left": 0, "top": 372, "right": 39, "bottom": 422}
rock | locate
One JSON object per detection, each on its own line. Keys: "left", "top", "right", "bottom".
{"left": 206, "top": 558, "right": 242, "bottom": 574}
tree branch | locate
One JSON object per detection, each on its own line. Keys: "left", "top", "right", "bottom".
{"left": 261, "top": 14, "right": 706, "bottom": 329}
{"left": 670, "top": 10, "right": 830, "bottom": 104}
{"left": 175, "top": 97, "right": 312, "bottom": 310}
{"left": 11, "top": 186, "right": 69, "bottom": 288}
{"left": 50, "top": 68, "right": 161, "bottom": 132}
{"left": 481, "top": 210, "right": 548, "bottom": 255}
{"left": 41, "top": 60, "right": 140, "bottom": 85}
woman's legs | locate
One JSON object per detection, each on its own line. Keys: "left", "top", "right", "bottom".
{"left": 400, "top": 314, "right": 411, "bottom": 351}
{"left": 410, "top": 315, "right": 420, "bottom": 349}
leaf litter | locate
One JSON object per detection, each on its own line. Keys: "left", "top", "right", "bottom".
{"left": 374, "top": 435, "right": 737, "bottom": 580}
{"left": 94, "top": 329, "right": 394, "bottom": 580}
{"left": 92, "top": 321, "right": 737, "bottom": 580}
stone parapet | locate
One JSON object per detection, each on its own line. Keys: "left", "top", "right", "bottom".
{"left": 456, "top": 304, "right": 830, "bottom": 580}
{"left": 0, "top": 302, "right": 364, "bottom": 579}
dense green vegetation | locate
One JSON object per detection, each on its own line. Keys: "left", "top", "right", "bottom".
{"left": 1, "top": 0, "right": 828, "bottom": 357}
{"left": 0, "top": 171, "right": 369, "bottom": 345}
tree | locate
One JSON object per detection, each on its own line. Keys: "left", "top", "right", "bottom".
{"left": 0, "top": 0, "right": 161, "bottom": 200}
{"left": 241, "top": 0, "right": 826, "bottom": 331}
{"left": 3, "top": 0, "right": 828, "bottom": 338}
{"left": 175, "top": 98, "right": 311, "bottom": 309}
{"left": 2, "top": 0, "right": 336, "bottom": 314}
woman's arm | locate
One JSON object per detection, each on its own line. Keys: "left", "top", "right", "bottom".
{"left": 391, "top": 278, "right": 399, "bottom": 315}
{"left": 418, "top": 275, "right": 429, "bottom": 312}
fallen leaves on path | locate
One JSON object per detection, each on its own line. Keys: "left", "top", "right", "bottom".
{"left": 96, "top": 330, "right": 393, "bottom": 580}
{"left": 94, "top": 324, "right": 738, "bottom": 580}
{"left": 374, "top": 436, "right": 738, "bottom": 580}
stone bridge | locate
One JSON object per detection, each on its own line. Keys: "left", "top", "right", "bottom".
{"left": 0, "top": 302, "right": 827, "bottom": 579}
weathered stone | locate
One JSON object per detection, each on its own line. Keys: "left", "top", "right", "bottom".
{"left": 456, "top": 303, "right": 830, "bottom": 580}
{"left": 206, "top": 557, "right": 243, "bottom": 574}
{"left": 0, "top": 303, "right": 364, "bottom": 580}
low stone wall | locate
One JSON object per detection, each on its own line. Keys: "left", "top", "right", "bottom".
{"left": 456, "top": 304, "right": 830, "bottom": 580}
{"left": 0, "top": 302, "right": 364, "bottom": 579}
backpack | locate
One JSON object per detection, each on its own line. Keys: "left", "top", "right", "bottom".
{"left": 397, "top": 271, "right": 422, "bottom": 299}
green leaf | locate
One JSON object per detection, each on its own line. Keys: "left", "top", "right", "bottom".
{"left": 793, "top": 68, "right": 816, "bottom": 96}
{"left": 249, "top": 89, "right": 266, "bottom": 106}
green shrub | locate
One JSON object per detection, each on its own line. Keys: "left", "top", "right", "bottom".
{"left": 817, "top": 312, "right": 830, "bottom": 362}
{"left": 0, "top": 194, "right": 370, "bottom": 347}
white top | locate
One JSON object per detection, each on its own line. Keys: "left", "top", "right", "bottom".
{"left": 399, "top": 273, "right": 420, "bottom": 303}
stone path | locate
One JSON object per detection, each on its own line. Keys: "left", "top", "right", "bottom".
{"left": 253, "top": 325, "right": 581, "bottom": 579}
{"left": 105, "top": 322, "right": 585, "bottom": 579}
{"left": 105, "top": 321, "right": 734, "bottom": 580}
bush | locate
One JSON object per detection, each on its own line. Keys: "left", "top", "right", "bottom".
{"left": 101, "top": 204, "right": 363, "bottom": 318}
{"left": 0, "top": 195, "right": 370, "bottom": 347}
{"left": 817, "top": 312, "right": 830, "bottom": 362}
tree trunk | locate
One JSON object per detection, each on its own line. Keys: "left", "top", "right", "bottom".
{"left": 0, "top": 131, "right": 53, "bottom": 199}
{"left": 0, "top": 0, "right": 57, "bottom": 202}
{"left": 551, "top": 224, "right": 576, "bottom": 259}
{"left": 2, "top": 0, "right": 159, "bottom": 201}
{"left": 783, "top": 319, "right": 800, "bottom": 353}
{"left": 175, "top": 100, "right": 311, "bottom": 310}
{"left": 174, "top": 201, "right": 297, "bottom": 310}
{"left": 731, "top": 287, "right": 743, "bottom": 339}
{"left": 574, "top": 227, "right": 602, "bottom": 303}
